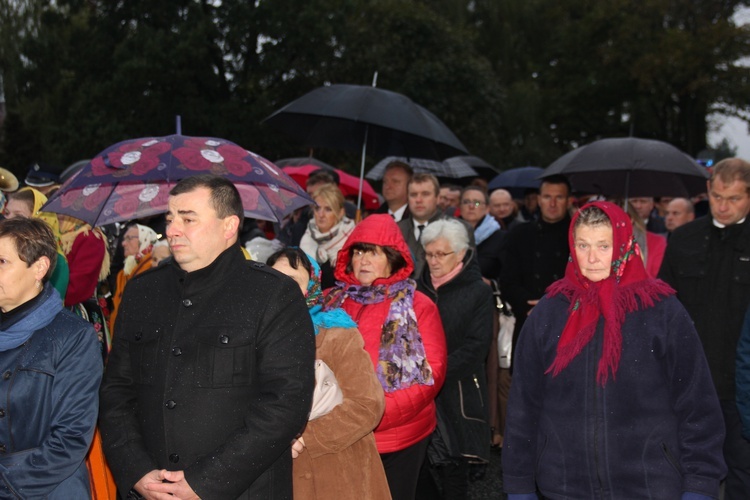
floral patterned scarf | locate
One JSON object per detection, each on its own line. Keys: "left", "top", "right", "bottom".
{"left": 325, "top": 278, "right": 434, "bottom": 392}
{"left": 545, "top": 201, "right": 675, "bottom": 386}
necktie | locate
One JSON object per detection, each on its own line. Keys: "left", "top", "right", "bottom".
{"left": 417, "top": 224, "right": 425, "bottom": 241}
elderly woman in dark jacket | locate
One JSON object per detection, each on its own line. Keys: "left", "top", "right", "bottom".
{"left": 0, "top": 217, "right": 102, "bottom": 498}
{"left": 417, "top": 218, "right": 494, "bottom": 499}
{"left": 503, "top": 201, "right": 725, "bottom": 500}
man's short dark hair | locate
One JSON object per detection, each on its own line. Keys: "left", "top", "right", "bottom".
{"left": 384, "top": 161, "right": 414, "bottom": 178}
{"left": 711, "top": 158, "right": 750, "bottom": 194}
{"left": 307, "top": 169, "right": 339, "bottom": 188}
{"left": 540, "top": 174, "right": 572, "bottom": 195}
{"left": 408, "top": 173, "right": 440, "bottom": 196}
{"left": 170, "top": 175, "right": 244, "bottom": 227}
{"left": 0, "top": 217, "right": 57, "bottom": 281}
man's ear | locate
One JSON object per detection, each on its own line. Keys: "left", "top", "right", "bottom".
{"left": 223, "top": 215, "right": 241, "bottom": 240}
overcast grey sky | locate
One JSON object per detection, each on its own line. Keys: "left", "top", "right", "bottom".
{"left": 707, "top": 7, "right": 750, "bottom": 160}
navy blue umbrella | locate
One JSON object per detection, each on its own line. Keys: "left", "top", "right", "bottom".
{"left": 488, "top": 166, "right": 544, "bottom": 198}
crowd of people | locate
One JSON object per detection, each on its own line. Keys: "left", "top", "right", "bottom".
{"left": 0, "top": 155, "right": 748, "bottom": 500}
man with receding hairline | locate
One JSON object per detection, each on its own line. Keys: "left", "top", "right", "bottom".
{"left": 100, "top": 174, "right": 315, "bottom": 499}
{"left": 664, "top": 197, "right": 695, "bottom": 233}
{"left": 660, "top": 158, "right": 750, "bottom": 499}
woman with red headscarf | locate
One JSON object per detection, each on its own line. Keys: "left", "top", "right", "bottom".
{"left": 502, "top": 201, "right": 726, "bottom": 500}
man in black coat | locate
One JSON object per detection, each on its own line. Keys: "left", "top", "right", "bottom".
{"left": 100, "top": 175, "right": 316, "bottom": 499}
{"left": 659, "top": 158, "right": 750, "bottom": 500}
{"left": 500, "top": 175, "right": 572, "bottom": 344}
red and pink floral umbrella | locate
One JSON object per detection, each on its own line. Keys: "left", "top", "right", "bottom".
{"left": 42, "top": 135, "right": 313, "bottom": 226}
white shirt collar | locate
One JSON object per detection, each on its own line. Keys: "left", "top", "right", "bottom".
{"left": 713, "top": 217, "right": 746, "bottom": 228}
{"left": 389, "top": 204, "right": 407, "bottom": 222}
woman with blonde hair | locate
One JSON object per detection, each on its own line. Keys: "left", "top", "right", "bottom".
{"left": 300, "top": 183, "right": 355, "bottom": 288}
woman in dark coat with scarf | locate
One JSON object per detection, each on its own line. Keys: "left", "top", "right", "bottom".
{"left": 417, "top": 218, "right": 494, "bottom": 499}
{"left": 324, "top": 214, "right": 447, "bottom": 500}
{"left": 0, "top": 217, "right": 102, "bottom": 498}
{"left": 502, "top": 201, "right": 726, "bottom": 500}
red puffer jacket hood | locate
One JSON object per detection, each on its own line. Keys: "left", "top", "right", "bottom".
{"left": 334, "top": 214, "right": 414, "bottom": 286}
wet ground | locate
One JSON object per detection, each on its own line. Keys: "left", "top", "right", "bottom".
{"left": 467, "top": 446, "right": 506, "bottom": 500}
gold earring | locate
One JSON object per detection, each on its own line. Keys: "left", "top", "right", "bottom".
{"left": 36, "top": 280, "right": 42, "bottom": 291}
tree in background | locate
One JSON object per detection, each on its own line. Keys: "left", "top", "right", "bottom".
{"left": 0, "top": 0, "right": 748, "bottom": 179}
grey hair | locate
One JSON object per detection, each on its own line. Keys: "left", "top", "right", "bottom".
{"left": 421, "top": 219, "right": 470, "bottom": 253}
{"left": 574, "top": 205, "right": 612, "bottom": 230}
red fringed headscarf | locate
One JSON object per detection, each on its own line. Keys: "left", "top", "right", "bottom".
{"left": 545, "top": 201, "right": 675, "bottom": 386}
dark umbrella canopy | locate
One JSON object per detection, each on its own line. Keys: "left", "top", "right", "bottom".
{"left": 488, "top": 166, "right": 544, "bottom": 197}
{"left": 264, "top": 84, "right": 468, "bottom": 160}
{"left": 542, "top": 137, "right": 709, "bottom": 198}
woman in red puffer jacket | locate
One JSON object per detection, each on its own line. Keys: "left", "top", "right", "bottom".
{"left": 324, "top": 214, "right": 446, "bottom": 500}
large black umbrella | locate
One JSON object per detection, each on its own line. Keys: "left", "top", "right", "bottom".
{"left": 264, "top": 84, "right": 468, "bottom": 212}
{"left": 542, "top": 137, "right": 709, "bottom": 198}
{"left": 264, "top": 84, "right": 468, "bottom": 160}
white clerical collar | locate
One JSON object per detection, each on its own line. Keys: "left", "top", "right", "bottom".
{"left": 713, "top": 217, "right": 746, "bottom": 228}
{"left": 389, "top": 204, "right": 407, "bottom": 222}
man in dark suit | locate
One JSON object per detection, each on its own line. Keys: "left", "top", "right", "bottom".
{"left": 374, "top": 160, "right": 413, "bottom": 222}
{"left": 660, "top": 158, "right": 750, "bottom": 499}
{"left": 100, "top": 175, "right": 315, "bottom": 499}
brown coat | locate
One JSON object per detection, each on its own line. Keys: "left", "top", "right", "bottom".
{"left": 293, "top": 327, "right": 391, "bottom": 500}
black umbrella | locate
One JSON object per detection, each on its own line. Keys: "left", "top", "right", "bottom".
{"left": 264, "top": 84, "right": 468, "bottom": 213}
{"left": 542, "top": 137, "right": 709, "bottom": 198}
{"left": 264, "top": 84, "right": 468, "bottom": 160}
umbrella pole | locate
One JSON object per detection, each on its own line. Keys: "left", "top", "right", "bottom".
{"left": 356, "top": 125, "right": 369, "bottom": 223}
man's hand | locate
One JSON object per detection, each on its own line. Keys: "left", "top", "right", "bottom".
{"left": 136, "top": 469, "right": 200, "bottom": 500}
{"left": 291, "top": 437, "right": 306, "bottom": 459}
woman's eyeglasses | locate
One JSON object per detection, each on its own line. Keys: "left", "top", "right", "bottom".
{"left": 461, "top": 200, "right": 485, "bottom": 208}
{"left": 424, "top": 251, "right": 455, "bottom": 261}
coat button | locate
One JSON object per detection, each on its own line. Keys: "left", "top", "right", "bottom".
{"left": 169, "top": 453, "right": 179, "bottom": 463}
{"left": 0, "top": 444, "right": 6, "bottom": 453}
{"left": 219, "top": 335, "right": 229, "bottom": 344}
{"left": 182, "top": 299, "right": 193, "bottom": 307}
{"left": 0, "top": 409, "right": 5, "bottom": 418}
{"left": 135, "top": 332, "right": 142, "bottom": 341}
{"left": 165, "top": 400, "right": 176, "bottom": 409}
{"left": 172, "top": 347, "right": 182, "bottom": 356}
{"left": 2, "top": 372, "right": 10, "bottom": 380}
